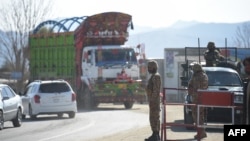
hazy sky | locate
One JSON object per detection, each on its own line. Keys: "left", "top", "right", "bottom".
{"left": 53, "top": 0, "right": 250, "bottom": 28}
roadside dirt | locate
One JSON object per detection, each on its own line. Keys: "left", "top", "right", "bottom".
{"left": 86, "top": 103, "right": 151, "bottom": 141}
{"left": 86, "top": 103, "right": 224, "bottom": 141}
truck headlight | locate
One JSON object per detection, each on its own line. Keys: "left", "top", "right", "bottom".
{"left": 234, "top": 92, "right": 243, "bottom": 104}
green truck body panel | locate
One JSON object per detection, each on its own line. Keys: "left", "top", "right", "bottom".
{"left": 29, "top": 33, "right": 77, "bottom": 90}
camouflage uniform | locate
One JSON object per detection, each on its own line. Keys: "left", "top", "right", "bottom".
{"left": 242, "top": 57, "right": 250, "bottom": 124}
{"left": 204, "top": 42, "right": 224, "bottom": 66}
{"left": 145, "top": 60, "right": 161, "bottom": 141}
{"left": 188, "top": 63, "right": 208, "bottom": 139}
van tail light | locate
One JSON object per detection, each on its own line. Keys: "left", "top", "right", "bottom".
{"left": 34, "top": 95, "right": 40, "bottom": 103}
{"left": 72, "top": 93, "right": 76, "bottom": 101}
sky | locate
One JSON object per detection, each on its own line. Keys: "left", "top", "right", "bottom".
{"left": 52, "top": 0, "right": 250, "bottom": 28}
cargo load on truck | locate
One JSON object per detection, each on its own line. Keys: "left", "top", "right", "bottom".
{"left": 29, "top": 12, "right": 147, "bottom": 110}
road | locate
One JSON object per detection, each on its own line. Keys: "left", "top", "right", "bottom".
{"left": 0, "top": 103, "right": 224, "bottom": 141}
{"left": 0, "top": 104, "right": 148, "bottom": 141}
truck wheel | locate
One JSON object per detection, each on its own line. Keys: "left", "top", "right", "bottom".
{"left": 124, "top": 101, "right": 134, "bottom": 109}
{"left": 77, "top": 90, "right": 84, "bottom": 109}
{"left": 83, "top": 87, "right": 93, "bottom": 110}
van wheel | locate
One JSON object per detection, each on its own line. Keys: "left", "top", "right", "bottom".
{"left": 68, "top": 112, "right": 75, "bottom": 118}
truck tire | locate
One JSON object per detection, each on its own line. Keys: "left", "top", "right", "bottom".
{"left": 83, "top": 87, "right": 94, "bottom": 110}
{"left": 124, "top": 101, "right": 134, "bottom": 109}
{"left": 77, "top": 90, "right": 84, "bottom": 109}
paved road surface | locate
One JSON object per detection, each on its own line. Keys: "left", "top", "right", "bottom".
{"left": 0, "top": 103, "right": 224, "bottom": 141}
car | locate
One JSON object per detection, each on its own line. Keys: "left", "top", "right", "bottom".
{"left": 21, "top": 80, "right": 77, "bottom": 119}
{"left": 184, "top": 67, "right": 244, "bottom": 127}
{"left": 0, "top": 84, "right": 23, "bottom": 130}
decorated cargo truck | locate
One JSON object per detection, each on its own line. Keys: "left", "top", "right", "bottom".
{"left": 29, "top": 12, "right": 147, "bottom": 109}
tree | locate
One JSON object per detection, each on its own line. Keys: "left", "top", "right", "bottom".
{"left": 0, "top": 0, "right": 54, "bottom": 92}
{"left": 234, "top": 22, "right": 250, "bottom": 48}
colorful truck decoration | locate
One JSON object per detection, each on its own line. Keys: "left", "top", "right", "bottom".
{"left": 29, "top": 12, "right": 147, "bottom": 109}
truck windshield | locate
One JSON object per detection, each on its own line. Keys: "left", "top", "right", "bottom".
{"left": 95, "top": 48, "right": 137, "bottom": 67}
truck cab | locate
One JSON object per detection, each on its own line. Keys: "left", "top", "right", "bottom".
{"left": 81, "top": 45, "right": 139, "bottom": 81}
{"left": 80, "top": 45, "right": 146, "bottom": 109}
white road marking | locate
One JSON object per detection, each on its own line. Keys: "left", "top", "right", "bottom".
{"left": 38, "top": 120, "right": 96, "bottom": 141}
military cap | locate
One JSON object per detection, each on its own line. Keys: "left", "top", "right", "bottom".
{"left": 207, "top": 42, "right": 215, "bottom": 50}
{"left": 192, "top": 63, "right": 203, "bottom": 73}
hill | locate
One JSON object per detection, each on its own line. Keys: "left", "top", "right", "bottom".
{"left": 125, "top": 21, "right": 250, "bottom": 58}
{"left": 1, "top": 21, "right": 249, "bottom": 63}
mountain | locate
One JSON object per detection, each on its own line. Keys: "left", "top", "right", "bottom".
{"left": 1, "top": 21, "right": 249, "bottom": 63}
{"left": 125, "top": 21, "right": 250, "bottom": 58}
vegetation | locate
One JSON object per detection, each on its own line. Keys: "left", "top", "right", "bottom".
{"left": 234, "top": 22, "right": 250, "bottom": 48}
{"left": 0, "top": 0, "right": 54, "bottom": 92}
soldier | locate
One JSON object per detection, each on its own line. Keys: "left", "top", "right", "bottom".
{"left": 145, "top": 60, "right": 161, "bottom": 141}
{"left": 188, "top": 63, "right": 208, "bottom": 139}
{"left": 204, "top": 41, "right": 225, "bottom": 66}
{"left": 242, "top": 56, "right": 250, "bottom": 124}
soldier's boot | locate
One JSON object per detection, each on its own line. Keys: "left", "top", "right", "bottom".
{"left": 145, "top": 131, "right": 160, "bottom": 141}
{"left": 145, "top": 132, "right": 152, "bottom": 141}
{"left": 194, "top": 128, "right": 207, "bottom": 139}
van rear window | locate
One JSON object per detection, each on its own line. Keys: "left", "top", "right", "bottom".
{"left": 39, "top": 83, "right": 70, "bottom": 93}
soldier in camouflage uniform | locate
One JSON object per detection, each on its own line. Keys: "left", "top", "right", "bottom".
{"left": 145, "top": 60, "right": 161, "bottom": 141}
{"left": 188, "top": 63, "right": 208, "bottom": 139}
{"left": 242, "top": 56, "right": 250, "bottom": 124}
{"left": 204, "top": 42, "right": 225, "bottom": 66}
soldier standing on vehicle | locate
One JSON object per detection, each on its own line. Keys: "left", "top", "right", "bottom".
{"left": 188, "top": 63, "right": 208, "bottom": 139}
{"left": 145, "top": 60, "right": 161, "bottom": 141}
{"left": 204, "top": 41, "right": 225, "bottom": 66}
{"left": 242, "top": 56, "right": 250, "bottom": 124}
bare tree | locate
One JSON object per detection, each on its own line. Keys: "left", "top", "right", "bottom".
{"left": 0, "top": 0, "right": 54, "bottom": 92}
{"left": 234, "top": 22, "right": 250, "bottom": 48}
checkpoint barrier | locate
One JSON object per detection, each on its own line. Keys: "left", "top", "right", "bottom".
{"left": 197, "top": 90, "right": 236, "bottom": 128}
{"left": 160, "top": 87, "right": 197, "bottom": 141}
{"left": 160, "top": 88, "right": 241, "bottom": 141}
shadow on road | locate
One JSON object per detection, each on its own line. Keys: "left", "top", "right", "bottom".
{"left": 165, "top": 119, "right": 224, "bottom": 133}
{"left": 77, "top": 103, "right": 146, "bottom": 113}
